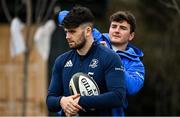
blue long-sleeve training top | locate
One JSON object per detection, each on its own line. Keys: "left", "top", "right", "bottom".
{"left": 46, "top": 41, "right": 126, "bottom": 116}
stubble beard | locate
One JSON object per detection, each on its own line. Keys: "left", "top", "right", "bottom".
{"left": 70, "top": 31, "right": 86, "bottom": 50}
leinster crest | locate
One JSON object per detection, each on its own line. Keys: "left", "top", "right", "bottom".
{"left": 89, "top": 59, "right": 99, "bottom": 68}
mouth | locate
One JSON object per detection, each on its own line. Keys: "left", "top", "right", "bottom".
{"left": 67, "top": 40, "right": 74, "bottom": 43}
{"left": 112, "top": 35, "right": 121, "bottom": 38}
{"left": 68, "top": 42, "right": 74, "bottom": 46}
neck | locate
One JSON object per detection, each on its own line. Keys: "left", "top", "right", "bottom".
{"left": 112, "top": 43, "right": 128, "bottom": 51}
{"left": 77, "top": 35, "right": 94, "bottom": 55}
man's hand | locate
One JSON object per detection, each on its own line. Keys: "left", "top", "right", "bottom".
{"left": 100, "top": 41, "right": 108, "bottom": 47}
{"left": 60, "top": 94, "right": 82, "bottom": 116}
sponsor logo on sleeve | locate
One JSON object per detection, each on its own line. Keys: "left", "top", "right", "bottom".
{"left": 115, "top": 66, "right": 124, "bottom": 71}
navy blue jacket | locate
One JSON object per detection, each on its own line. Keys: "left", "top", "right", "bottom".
{"left": 57, "top": 11, "right": 144, "bottom": 115}
{"left": 46, "top": 41, "right": 126, "bottom": 116}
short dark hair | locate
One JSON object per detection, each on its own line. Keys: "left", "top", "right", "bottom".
{"left": 61, "top": 6, "right": 94, "bottom": 29}
{"left": 109, "top": 11, "right": 136, "bottom": 33}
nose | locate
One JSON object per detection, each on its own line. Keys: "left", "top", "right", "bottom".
{"left": 114, "top": 27, "right": 120, "bottom": 32}
{"left": 66, "top": 32, "right": 71, "bottom": 39}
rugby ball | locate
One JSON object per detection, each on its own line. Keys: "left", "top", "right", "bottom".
{"left": 69, "top": 72, "right": 100, "bottom": 96}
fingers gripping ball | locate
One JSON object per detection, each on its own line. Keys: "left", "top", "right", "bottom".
{"left": 69, "top": 72, "right": 100, "bottom": 96}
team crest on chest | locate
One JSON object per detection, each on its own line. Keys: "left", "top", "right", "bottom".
{"left": 89, "top": 59, "right": 99, "bottom": 68}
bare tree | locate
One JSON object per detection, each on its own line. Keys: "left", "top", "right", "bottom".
{"left": 159, "top": 0, "right": 180, "bottom": 16}
{"left": 158, "top": 0, "right": 180, "bottom": 115}
{"left": 1, "top": 0, "right": 57, "bottom": 116}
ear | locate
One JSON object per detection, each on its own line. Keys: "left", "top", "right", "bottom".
{"left": 129, "top": 32, "right": 135, "bottom": 41}
{"left": 85, "top": 26, "right": 92, "bottom": 36}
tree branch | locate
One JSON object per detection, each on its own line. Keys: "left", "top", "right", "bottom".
{"left": 42, "top": 0, "right": 57, "bottom": 22}
{"left": 159, "top": 0, "right": 180, "bottom": 16}
{"left": 36, "top": 0, "right": 48, "bottom": 24}
{"left": 1, "top": 0, "right": 12, "bottom": 22}
{"left": 172, "top": 0, "right": 180, "bottom": 16}
{"left": 159, "top": 0, "right": 176, "bottom": 9}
